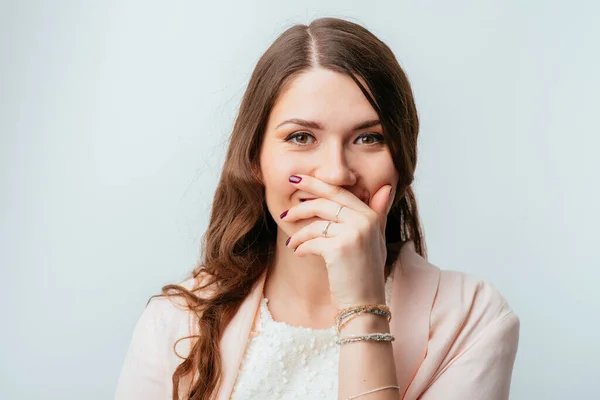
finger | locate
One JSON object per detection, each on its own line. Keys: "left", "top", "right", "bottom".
{"left": 283, "top": 198, "right": 351, "bottom": 223}
{"left": 368, "top": 184, "right": 393, "bottom": 236}
{"left": 287, "top": 219, "right": 339, "bottom": 251}
{"left": 292, "top": 236, "right": 329, "bottom": 258}
{"left": 289, "top": 174, "right": 367, "bottom": 212}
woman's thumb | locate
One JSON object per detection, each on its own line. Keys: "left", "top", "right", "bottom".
{"left": 368, "top": 185, "right": 393, "bottom": 235}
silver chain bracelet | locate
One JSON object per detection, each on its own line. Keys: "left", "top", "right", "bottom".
{"left": 336, "top": 332, "right": 395, "bottom": 345}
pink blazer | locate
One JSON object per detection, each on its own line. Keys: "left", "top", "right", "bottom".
{"left": 115, "top": 241, "right": 520, "bottom": 399}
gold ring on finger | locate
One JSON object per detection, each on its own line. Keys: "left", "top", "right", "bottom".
{"left": 334, "top": 205, "right": 344, "bottom": 223}
{"left": 322, "top": 221, "right": 333, "bottom": 238}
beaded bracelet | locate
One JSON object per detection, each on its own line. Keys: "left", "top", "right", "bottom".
{"left": 335, "top": 304, "right": 391, "bottom": 333}
{"left": 335, "top": 332, "right": 395, "bottom": 345}
{"left": 336, "top": 303, "right": 391, "bottom": 319}
{"left": 335, "top": 304, "right": 391, "bottom": 323}
{"left": 337, "top": 308, "right": 391, "bottom": 332}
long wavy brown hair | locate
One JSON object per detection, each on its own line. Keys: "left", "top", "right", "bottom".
{"left": 151, "top": 17, "right": 427, "bottom": 400}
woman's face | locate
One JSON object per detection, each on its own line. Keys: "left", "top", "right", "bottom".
{"left": 259, "top": 67, "right": 399, "bottom": 237}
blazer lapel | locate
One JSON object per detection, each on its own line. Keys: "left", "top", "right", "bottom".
{"left": 214, "top": 240, "right": 440, "bottom": 400}
{"left": 390, "top": 240, "right": 441, "bottom": 397}
{"left": 215, "top": 269, "right": 267, "bottom": 400}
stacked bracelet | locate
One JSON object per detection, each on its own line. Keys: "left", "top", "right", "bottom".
{"left": 335, "top": 304, "right": 391, "bottom": 333}
{"left": 336, "top": 306, "right": 397, "bottom": 399}
{"left": 336, "top": 333, "right": 395, "bottom": 345}
{"left": 334, "top": 304, "right": 394, "bottom": 345}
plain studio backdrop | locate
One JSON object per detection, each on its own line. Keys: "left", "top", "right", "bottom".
{"left": 1, "top": 1, "right": 598, "bottom": 399}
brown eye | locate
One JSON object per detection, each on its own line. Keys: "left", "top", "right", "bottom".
{"left": 355, "top": 133, "right": 384, "bottom": 145}
{"left": 285, "top": 132, "right": 315, "bottom": 146}
{"left": 295, "top": 133, "right": 308, "bottom": 144}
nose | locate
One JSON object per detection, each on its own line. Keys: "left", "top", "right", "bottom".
{"left": 312, "top": 145, "right": 357, "bottom": 187}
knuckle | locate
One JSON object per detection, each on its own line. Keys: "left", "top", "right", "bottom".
{"left": 336, "top": 230, "right": 362, "bottom": 252}
{"left": 366, "top": 213, "right": 379, "bottom": 230}
{"left": 357, "top": 214, "right": 372, "bottom": 230}
{"left": 348, "top": 229, "right": 361, "bottom": 243}
{"left": 330, "top": 186, "right": 344, "bottom": 197}
{"left": 365, "top": 210, "right": 378, "bottom": 223}
{"left": 331, "top": 242, "right": 345, "bottom": 256}
{"left": 334, "top": 242, "right": 353, "bottom": 257}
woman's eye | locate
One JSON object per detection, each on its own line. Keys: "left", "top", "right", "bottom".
{"left": 285, "top": 132, "right": 315, "bottom": 145}
{"left": 284, "top": 132, "right": 384, "bottom": 146}
{"left": 355, "top": 133, "right": 385, "bottom": 145}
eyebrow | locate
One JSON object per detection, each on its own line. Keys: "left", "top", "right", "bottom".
{"left": 275, "top": 118, "right": 381, "bottom": 131}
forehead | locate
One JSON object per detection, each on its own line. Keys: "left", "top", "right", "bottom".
{"left": 267, "top": 68, "right": 378, "bottom": 130}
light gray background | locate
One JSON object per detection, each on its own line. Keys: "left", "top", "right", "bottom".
{"left": 1, "top": 1, "right": 598, "bottom": 399}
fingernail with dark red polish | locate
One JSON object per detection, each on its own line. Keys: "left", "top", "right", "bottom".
{"left": 289, "top": 175, "right": 302, "bottom": 183}
{"left": 280, "top": 210, "right": 288, "bottom": 219}
{"left": 285, "top": 237, "right": 291, "bottom": 246}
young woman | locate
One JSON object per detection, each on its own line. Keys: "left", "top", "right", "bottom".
{"left": 115, "top": 17, "right": 519, "bottom": 400}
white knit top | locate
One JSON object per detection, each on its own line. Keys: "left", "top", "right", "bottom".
{"left": 230, "top": 277, "right": 393, "bottom": 400}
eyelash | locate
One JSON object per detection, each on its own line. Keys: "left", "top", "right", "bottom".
{"left": 284, "top": 132, "right": 385, "bottom": 146}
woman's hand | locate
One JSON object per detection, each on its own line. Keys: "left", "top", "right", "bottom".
{"left": 282, "top": 174, "right": 394, "bottom": 309}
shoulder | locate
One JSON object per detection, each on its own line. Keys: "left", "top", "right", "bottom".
{"left": 145, "top": 276, "right": 196, "bottom": 324}
{"left": 115, "top": 275, "right": 209, "bottom": 400}
{"left": 428, "top": 268, "right": 520, "bottom": 363}
{"left": 146, "top": 271, "right": 217, "bottom": 326}
{"left": 434, "top": 269, "right": 519, "bottom": 329}
{"left": 395, "top": 242, "right": 518, "bottom": 330}
{"left": 397, "top": 255, "right": 519, "bottom": 352}
{"left": 140, "top": 273, "right": 213, "bottom": 361}
{"left": 399, "top": 268, "right": 520, "bottom": 399}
